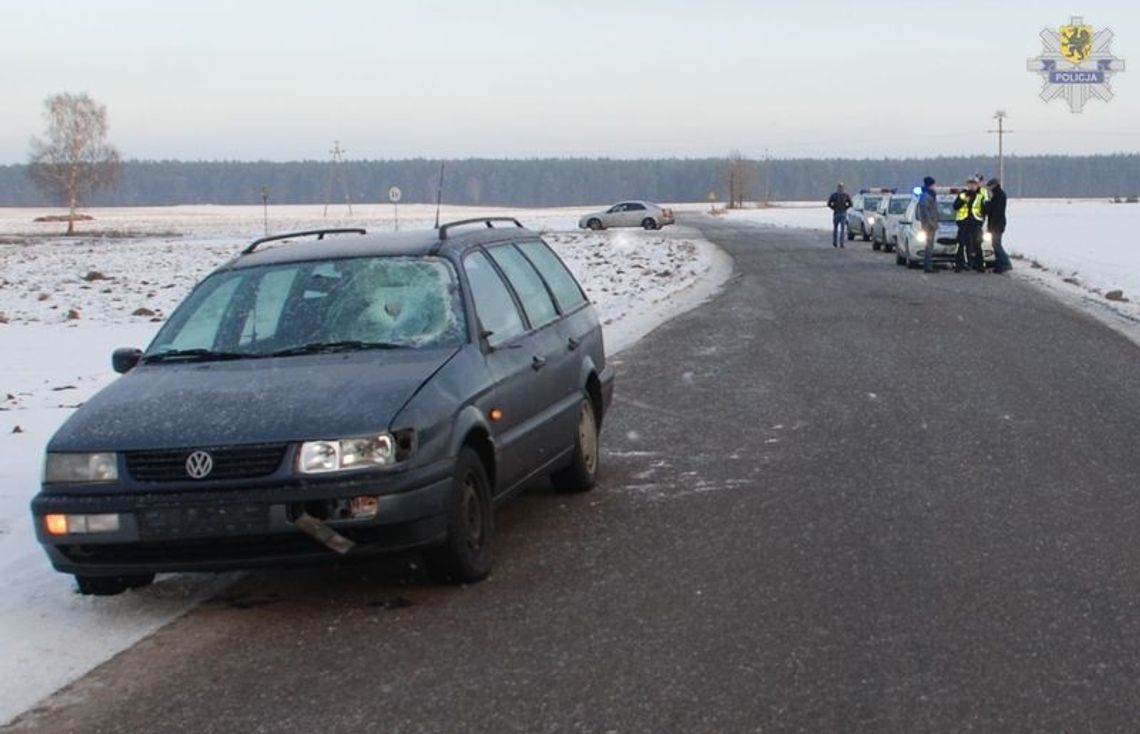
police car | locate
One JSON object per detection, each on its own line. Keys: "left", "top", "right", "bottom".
{"left": 871, "top": 193, "right": 912, "bottom": 253}
{"left": 846, "top": 188, "right": 893, "bottom": 242}
{"left": 895, "top": 188, "right": 995, "bottom": 268}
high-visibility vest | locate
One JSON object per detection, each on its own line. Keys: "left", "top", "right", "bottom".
{"left": 954, "top": 191, "right": 985, "bottom": 222}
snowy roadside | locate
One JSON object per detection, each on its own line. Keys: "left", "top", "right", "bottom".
{"left": 719, "top": 200, "right": 1140, "bottom": 347}
{"left": 0, "top": 205, "right": 731, "bottom": 724}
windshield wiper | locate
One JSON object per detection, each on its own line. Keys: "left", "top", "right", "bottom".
{"left": 268, "top": 340, "right": 403, "bottom": 357}
{"left": 143, "top": 348, "right": 254, "bottom": 363}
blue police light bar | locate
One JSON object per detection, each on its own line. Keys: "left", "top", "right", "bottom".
{"left": 913, "top": 186, "right": 923, "bottom": 196}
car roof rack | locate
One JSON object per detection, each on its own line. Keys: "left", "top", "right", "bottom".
{"left": 437, "top": 217, "right": 524, "bottom": 240}
{"left": 242, "top": 228, "right": 367, "bottom": 254}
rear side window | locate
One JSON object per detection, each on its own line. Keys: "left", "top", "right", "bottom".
{"left": 487, "top": 245, "right": 559, "bottom": 329}
{"left": 517, "top": 241, "right": 586, "bottom": 313}
{"left": 627, "top": 203, "right": 646, "bottom": 211}
{"left": 464, "top": 251, "right": 525, "bottom": 347}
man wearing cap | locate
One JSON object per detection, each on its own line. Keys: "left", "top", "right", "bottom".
{"left": 984, "top": 178, "right": 1012, "bottom": 273}
{"left": 826, "top": 183, "right": 853, "bottom": 248}
{"left": 917, "top": 176, "right": 940, "bottom": 273}
{"left": 953, "top": 179, "right": 985, "bottom": 272}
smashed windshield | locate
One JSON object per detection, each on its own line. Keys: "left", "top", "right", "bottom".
{"left": 147, "top": 256, "right": 466, "bottom": 360}
{"left": 888, "top": 198, "right": 911, "bottom": 214}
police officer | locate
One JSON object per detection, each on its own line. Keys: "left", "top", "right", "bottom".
{"left": 953, "top": 179, "right": 985, "bottom": 272}
{"left": 984, "top": 177, "right": 1012, "bottom": 274}
{"left": 917, "top": 176, "right": 940, "bottom": 273}
{"left": 827, "top": 183, "right": 853, "bottom": 248}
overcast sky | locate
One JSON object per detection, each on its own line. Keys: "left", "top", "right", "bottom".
{"left": 1, "top": 0, "right": 1137, "bottom": 163}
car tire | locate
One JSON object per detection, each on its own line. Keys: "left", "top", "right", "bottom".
{"left": 896, "top": 247, "right": 906, "bottom": 266}
{"left": 75, "top": 573, "right": 155, "bottom": 596}
{"left": 863, "top": 230, "right": 871, "bottom": 242}
{"left": 424, "top": 447, "right": 493, "bottom": 584}
{"left": 587, "top": 218, "right": 603, "bottom": 231}
{"left": 641, "top": 218, "right": 658, "bottom": 231}
{"left": 872, "top": 235, "right": 881, "bottom": 251}
{"left": 551, "top": 396, "right": 600, "bottom": 494}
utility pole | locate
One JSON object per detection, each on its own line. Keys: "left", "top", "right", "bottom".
{"left": 323, "top": 140, "right": 353, "bottom": 217}
{"left": 987, "top": 111, "right": 1013, "bottom": 184}
{"left": 763, "top": 148, "right": 771, "bottom": 207}
{"left": 260, "top": 185, "right": 269, "bottom": 235}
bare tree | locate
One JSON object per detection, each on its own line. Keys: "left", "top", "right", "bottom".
{"left": 724, "top": 149, "right": 754, "bottom": 209}
{"left": 28, "top": 93, "right": 122, "bottom": 234}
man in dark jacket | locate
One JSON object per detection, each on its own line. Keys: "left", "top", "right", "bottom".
{"left": 826, "top": 183, "right": 853, "bottom": 248}
{"left": 984, "top": 178, "right": 1012, "bottom": 273}
{"left": 917, "top": 176, "right": 940, "bottom": 273}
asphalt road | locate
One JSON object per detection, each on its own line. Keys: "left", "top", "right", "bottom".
{"left": 9, "top": 218, "right": 1140, "bottom": 733}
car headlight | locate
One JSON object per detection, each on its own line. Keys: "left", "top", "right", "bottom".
{"left": 916, "top": 231, "right": 927, "bottom": 244}
{"left": 868, "top": 216, "right": 876, "bottom": 224}
{"left": 297, "top": 434, "right": 408, "bottom": 474}
{"left": 44, "top": 453, "right": 118, "bottom": 483}
{"left": 983, "top": 232, "right": 993, "bottom": 244}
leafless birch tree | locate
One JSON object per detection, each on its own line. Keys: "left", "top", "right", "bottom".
{"left": 28, "top": 93, "right": 122, "bottom": 234}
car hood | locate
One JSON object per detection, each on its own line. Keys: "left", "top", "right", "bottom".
{"left": 49, "top": 347, "right": 461, "bottom": 452}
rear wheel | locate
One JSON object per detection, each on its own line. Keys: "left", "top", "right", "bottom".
{"left": 641, "top": 218, "right": 658, "bottom": 230}
{"left": 75, "top": 573, "right": 155, "bottom": 596}
{"left": 424, "top": 447, "right": 493, "bottom": 584}
{"left": 551, "top": 396, "right": 599, "bottom": 493}
{"left": 587, "top": 218, "right": 603, "bottom": 231}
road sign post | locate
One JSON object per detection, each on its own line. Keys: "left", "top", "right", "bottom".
{"left": 388, "top": 186, "right": 402, "bottom": 231}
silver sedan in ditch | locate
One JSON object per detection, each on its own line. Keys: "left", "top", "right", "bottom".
{"left": 578, "top": 201, "right": 675, "bottom": 231}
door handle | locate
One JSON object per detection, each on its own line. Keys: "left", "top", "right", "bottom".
{"left": 567, "top": 337, "right": 580, "bottom": 352}
{"left": 531, "top": 356, "right": 547, "bottom": 371}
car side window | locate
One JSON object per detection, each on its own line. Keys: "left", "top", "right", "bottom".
{"left": 517, "top": 240, "right": 586, "bottom": 313}
{"left": 608, "top": 204, "right": 623, "bottom": 213}
{"left": 463, "top": 251, "right": 525, "bottom": 347}
{"left": 487, "top": 244, "right": 559, "bottom": 329}
{"left": 627, "top": 203, "right": 646, "bottom": 211}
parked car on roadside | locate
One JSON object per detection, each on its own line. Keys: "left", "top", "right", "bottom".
{"left": 578, "top": 201, "right": 674, "bottom": 231}
{"left": 895, "top": 191, "right": 995, "bottom": 268}
{"left": 845, "top": 189, "right": 893, "bottom": 242}
{"left": 31, "top": 219, "right": 614, "bottom": 595}
{"left": 871, "top": 194, "right": 913, "bottom": 253}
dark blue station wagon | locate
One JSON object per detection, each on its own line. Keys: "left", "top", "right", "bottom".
{"left": 31, "top": 218, "right": 614, "bottom": 594}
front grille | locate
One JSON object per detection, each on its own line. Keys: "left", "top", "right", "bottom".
{"left": 125, "top": 444, "right": 287, "bottom": 482}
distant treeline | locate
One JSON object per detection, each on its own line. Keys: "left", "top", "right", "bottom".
{"left": 1, "top": 155, "right": 1138, "bottom": 207}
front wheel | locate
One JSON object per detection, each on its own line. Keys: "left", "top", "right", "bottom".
{"left": 587, "top": 218, "right": 603, "bottom": 231}
{"left": 551, "top": 397, "right": 599, "bottom": 493}
{"left": 641, "top": 218, "right": 658, "bottom": 230}
{"left": 424, "top": 447, "right": 493, "bottom": 584}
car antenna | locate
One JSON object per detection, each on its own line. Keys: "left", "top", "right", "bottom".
{"left": 433, "top": 161, "right": 446, "bottom": 229}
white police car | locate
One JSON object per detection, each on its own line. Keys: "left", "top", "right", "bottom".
{"left": 846, "top": 188, "right": 894, "bottom": 242}
{"left": 895, "top": 188, "right": 995, "bottom": 268}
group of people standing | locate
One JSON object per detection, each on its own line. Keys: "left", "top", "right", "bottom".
{"left": 918, "top": 174, "right": 1012, "bottom": 274}
{"left": 826, "top": 177, "right": 1013, "bottom": 275}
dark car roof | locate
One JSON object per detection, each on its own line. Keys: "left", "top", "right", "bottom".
{"left": 228, "top": 222, "right": 539, "bottom": 271}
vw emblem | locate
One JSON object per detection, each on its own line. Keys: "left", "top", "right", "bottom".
{"left": 185, "top": 450, "right": 214, "bottom": 479}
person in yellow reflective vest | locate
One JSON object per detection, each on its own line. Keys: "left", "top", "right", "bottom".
{"left": 953, "top": 179, "right": 985, "bottom": 272}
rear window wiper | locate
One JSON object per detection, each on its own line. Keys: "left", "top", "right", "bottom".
{"left": 143, "top": 348, "right": 254, "bottom": 363}
{"left": 268, "top": 340, "right": 403, "bottom": 357}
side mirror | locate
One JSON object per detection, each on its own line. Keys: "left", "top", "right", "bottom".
{"left": 112, "top": 347, "right": 143, "bottom": 374}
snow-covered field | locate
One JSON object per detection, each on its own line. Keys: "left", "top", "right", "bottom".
{"left": 719, "top": 199, "right": 1140, "bottom": 343}
{"left": 0, "top": 204, "right": 731, "bottom": 724}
